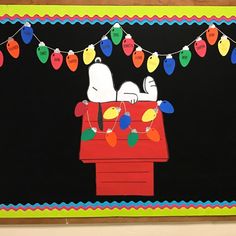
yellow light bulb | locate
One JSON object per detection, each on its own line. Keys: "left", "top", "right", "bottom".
{"left": 141, "top": 108, "right": 158, "bottom": 122}
{"left": 103, "top": 106, "right": 121, "bottom": 120}
{"left": 83, "top": 44, "right": 96, "bottom": 65}
{"left": 147, "top": 52, "right": 159, "bottom": 73}
{"left": 218, "top": 35, "right": 230, "bottom": 56}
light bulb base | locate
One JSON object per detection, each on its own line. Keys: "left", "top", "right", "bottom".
{"left": 135, "top": 46, "right": 142, "bottom": 51}
{"left": 91, "top": 127, "right": 97, "bottom": 133}
{"left": 113, "top": 23, "right": 121, "bottom": 28}
{"left": 54, "top": 48, "right": 60, "bottom": 53}
{"left": 24, "top": 22, "right": 31, "bottom": 27}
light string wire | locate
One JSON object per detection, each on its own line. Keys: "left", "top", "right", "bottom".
{"left": 0, "top": 23, "right": 235, "bottom": 56}
{"left": 217, "top": 27, "right": 236, "bottom": 44}
{"left": 0, "top": 24, "right": 24, "bottom": 46}
{"left": 86, "top": 102, "right": 158, "bottom": 134}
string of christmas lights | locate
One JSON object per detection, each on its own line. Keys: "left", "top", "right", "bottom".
{"left": 83, "top": 102, "right": 158, "bottom": 147}
{"left": 75, "top": 100, "right": 174, "bottom": 147}
{"left": 0, "top": 22, "right": 236, "bottom": 73}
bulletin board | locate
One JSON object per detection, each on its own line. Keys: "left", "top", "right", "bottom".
{"left": 0, "top": 4, "right": 236, "bottom": 222}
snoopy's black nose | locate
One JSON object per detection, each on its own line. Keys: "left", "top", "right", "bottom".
{"left": 95, "top": 57, "right": 102, "bottom": 63}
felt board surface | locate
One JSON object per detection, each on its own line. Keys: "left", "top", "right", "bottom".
{"left": 0, "top": 22, "right": 236, "bottom": 205}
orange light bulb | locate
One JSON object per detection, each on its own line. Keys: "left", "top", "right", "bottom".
{"left": 206, "top": 24, "right": 218, "bottom": 45}
{"left": 6, "top": 37, "right": 20, "bottom": 59}
{"left": 105, "top": 129, "right": 117, "bottom": 147}
{"left": 146, "top": 127, "right": 160, "bottom": 142}
{"left": 66, "top": 50, "right": 79, "bottom": 72}
{"left": 132, "top": 46, "right": 145, "bottom": 68}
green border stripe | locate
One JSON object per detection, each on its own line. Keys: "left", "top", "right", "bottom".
{"left": 1, "top": 207, "right": 236, "bottom": 218}
{"left": 0, "top": 5, "right": 235, "bottom": 18}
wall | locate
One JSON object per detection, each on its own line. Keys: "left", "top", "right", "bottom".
{"left": 0, "top": 223, "right": 236, "bottom": 236}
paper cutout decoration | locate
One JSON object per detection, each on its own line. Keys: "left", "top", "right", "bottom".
{"left": 0, "top": 50, "right": 4, "bottom": 67}
{"left": 87, "top": 57, "right": 120, "bottom": 103}
{"left": 119, "top": 112, "right": 131, "bottom": 130}
{"left": 194, "top": 37, "right": 207, "bottom": 57}
{"left": 146, "top": 127, "right": 160, "bottom": 142}
{"left": 105, "top": 129, "right": 117, "bottom": 147}
{"left": 142, "top": 108, "right": 157, "bottom": 122}
{"left": 218, "top": 35, "right": 230, "bottom": 56}
{"left": 74, "top": 100, "right": 88, "bottom": 117}
{"left": 122, "top": 34, "right": 135, "bottom": 56}
{"left": 81, "top": 128, "right": 97, "bottom": 141}
{"left": 231, "top": 48, "right": 236, "bottom": 64}
{"left": 87, "top": 59, "right": 158, "bottom": 103}
{"left": 83, "top": 44, "right": 96, "bottom": 65}
{"left": 36, "top": 42, "right": 49, "bottom": 64}
{"left": 132, "top": 46, "right": 145, "bottom": 68}
{"left": 206, "top": 24, "right": 218, "bottom": 45}
{"left": 158, "top": 100, "right": 174, "bottom": 114}
{"left": 110, "top": 23, "right": 123, "bottom": 45}
{"left": 20, "top": 22, "right": 33, "bottom": 44}
{"left": 100, "top": 36, "right": 113, "bottom": 57}
{"left": 50, "top": 48, "right": 63, "bottom": 70}
{"left": 103, "top": 106, "right": 121, "bottom": 119}
{"left": 147, "top": 52, "right": 160, "bottom": 73}
{"left": 80, "top": 102, "right": 169, "bottom": 196}
{"left": 128, "top": 129, "right": 139, "bottom": 147}
{"left": 179, "top": 46, "right": 192, "bottom": 67}
{"left": 6, "top": 37, "right": 20, "bottom": 59}
{"left": 164, "top": 54, "right": 176, "bottom": 75}
{"left": 66, "top": 50, "right": 78, "bottom": 72}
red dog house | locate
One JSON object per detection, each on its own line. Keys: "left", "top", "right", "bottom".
{"left": 79, "top": 101, "right": 169, "bottom": 196}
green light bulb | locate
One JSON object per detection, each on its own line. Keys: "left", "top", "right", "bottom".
{"left": 36, "top": 42, "right": 49, "bottom": 64}
{"left": 81, "top": 128, "right": 97, "bottom": 141}
{"left": 110, "top": 23, "right": 123, "bottom": 45}
{"left": 179, "top": 46, "right": 192, "bottom": 67}
{"left": 128, "top": 129, "right": 139, "bottom": 147}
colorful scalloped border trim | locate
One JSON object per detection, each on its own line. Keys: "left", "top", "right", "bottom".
{"left": 0, "top": 5, "right": 236, "bottom": 218}
{"left": 0, "top": 14, "right": 236, "bottom": 25}
{"left": 0, "top": 201, "right": 236, "bottom": 218}
{"left": 0, "top": 6, "right": 236, "bottom": 25}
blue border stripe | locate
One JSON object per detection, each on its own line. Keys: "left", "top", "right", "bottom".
{"left": 0, "top": 201, "right": 236, "bottom": 209}
{"left": 0, "top": 19, "right": 236, "bottom": 25}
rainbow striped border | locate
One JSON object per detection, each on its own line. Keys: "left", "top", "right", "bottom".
{"left": 0, "top": 201, "right": 236, "bottom": 218}
{"left": 0, "top": 5, "right": 236, "bottom": 218}
{"left": 0, "top": 6, "right": 236, "bottom": 25}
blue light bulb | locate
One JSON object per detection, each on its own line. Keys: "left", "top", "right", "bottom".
{"left": 163, "top": 54, "right": 175, "bottom": 76}
{"left": 231, "top": 48, "right": 236, "bottom": 64}
{"left": 158, "top": 100, "right": 174, "bottom": 114}
{"left": 100, "top": 36, "right": 113, "bottom": 57}
{"left": 21, "top": 22, "right": 33, "bottom": 44}
{"left": 119, "top": 112, "right": 131, "bottom": 130}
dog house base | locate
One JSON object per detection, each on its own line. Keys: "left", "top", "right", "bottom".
{"left": 96, "top": 162, "right": 154, "bottom": 196}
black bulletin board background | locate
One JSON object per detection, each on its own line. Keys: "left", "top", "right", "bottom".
{"left": 0, "top": 22, "right": 235, "bottom": 205}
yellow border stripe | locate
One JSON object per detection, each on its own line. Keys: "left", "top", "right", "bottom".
{"left": 0, "top": 207, "right": 236, "bottom": 218}
{"left": 0, "top": 5, "right": 235, "bottom": 18}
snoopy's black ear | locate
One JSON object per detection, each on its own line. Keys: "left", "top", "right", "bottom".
{"left": 95, "top": 57, "right": 102, "bottom": 63}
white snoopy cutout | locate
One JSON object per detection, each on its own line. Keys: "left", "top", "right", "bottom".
{"left": 87, "top": 57, "right": 158, "bottom": 104}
